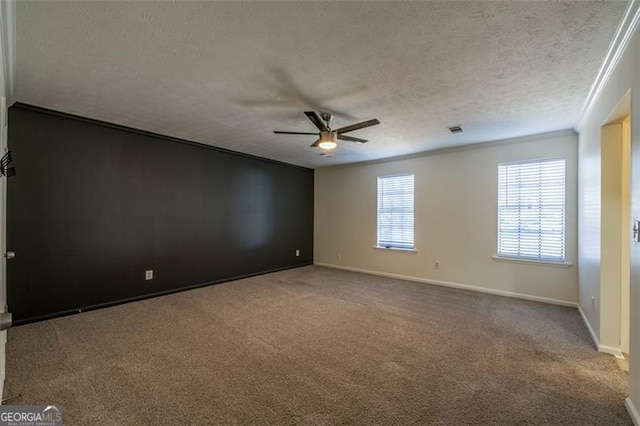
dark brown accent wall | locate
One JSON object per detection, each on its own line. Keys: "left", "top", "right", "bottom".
{"left": 7, "top": 104, "right": 314, "bottom": 324}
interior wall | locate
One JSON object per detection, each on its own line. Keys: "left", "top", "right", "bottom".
{"left": 622, "top": 115, "right": 631, "bottom": 355}
{"left": 315, "top": 131, "right": 578, "bottom": 305}
{"left": 600, "top": 122, "right": 624, "bottom": 349}
{"left": 7, "top": 104, "right": 314, "bottom": 324}
{"left": 576, "top": 20, "right": 640, "bottom": 419}
{"left": 0, "top": 0, "right": 11, "bottom": 401}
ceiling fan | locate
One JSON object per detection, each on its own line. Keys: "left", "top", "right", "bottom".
{"left": 274, "top": 111, "right": 380, "bottom": 150}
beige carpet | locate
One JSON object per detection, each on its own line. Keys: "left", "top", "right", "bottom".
{"left": 4, "top": 266, "right": 631, "bottom": 425}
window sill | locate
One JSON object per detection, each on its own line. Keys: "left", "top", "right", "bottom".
{"left": 491, "top": 255, "right": 572, "bottom": 267}
{"left": 374, "top": 246, "right": 418, "bottom": 253}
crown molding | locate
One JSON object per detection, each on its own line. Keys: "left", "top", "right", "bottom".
{"left": 317, "top": 128, "right": 576, "bottom": 170}
{"left": 576, "top": 0, "right": 640, "bottom": 130}
{"left": 12, "top": 102, "right": 314, "bottom": 171}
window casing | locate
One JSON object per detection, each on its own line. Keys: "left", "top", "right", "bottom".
{"left": 497, "top": 158, "right": 566, "bottom": 262}
{"left": 377, "top": 174, "right": 414, "bottom": 250}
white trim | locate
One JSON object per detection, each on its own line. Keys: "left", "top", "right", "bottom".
{"left": 314, "top": 262, "right": 577, "bottom": 307}
{"left": 317, "top": 263, "right": 634, "bottom": 358}
{"left": 319, "top": 262, "right": 635, "bottom": 358}
{"left": 0, "top": 1, "right": 14, "bottom": 405}
{"left": 578, "top": 304, "right": 600, "bottom": 350}
{"left": 599, "top": 344, "right": 625, "bottom": 359}
{"left": 576, "top": 0, "right": 640, "bottom": 130}
{"left": 627, "top": 398, "right": 640, "bottom": 426}
{"left": 498, "top": 156, "right": 566, "bottom": 168}
{"left": 491, "top": 255, "right": 572, "bottom": 268}
{"left": 0, "top": 330, "right": 5, "bottom": 402}
{"left": 577, "top": 304, "right": 626, "bottom": 359}
{"left": 373, "top": 246, "right": 417, "bottom": 253}
{"left": 318, "top": 129, "right": 577, "bottom": 170}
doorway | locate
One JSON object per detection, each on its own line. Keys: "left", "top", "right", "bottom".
{"left": 599, "top": 90, "right": 631, "bottom": 358}
{"left": 621, "top": 114, "right": 631, "bottom": 355}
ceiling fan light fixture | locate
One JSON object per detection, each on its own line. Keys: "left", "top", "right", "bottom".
{"left": 318, "top": 141, "right": 337, "bottom": 150}
{"left": 318, "top": 131, "right": 337, "bottom": 150}
{"left": 274, "top": 111, "right": 380, "bottom": 151}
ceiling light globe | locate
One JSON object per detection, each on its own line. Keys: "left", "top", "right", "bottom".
{"left": 318, "top": 141, "right": 337, "bottom": 150}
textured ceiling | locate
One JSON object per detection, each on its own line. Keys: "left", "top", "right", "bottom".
{"left": 16, "top": 1, "right": 628, "bottom": 168}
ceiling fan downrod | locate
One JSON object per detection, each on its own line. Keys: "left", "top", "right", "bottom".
{"left": 321, "top": 112, "right": 333, "bottom": 130}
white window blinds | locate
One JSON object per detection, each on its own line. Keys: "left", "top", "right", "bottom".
{"left": 377, "top": 174, "right": 414, "bottom": 249}
{"left": 497, "top": 158, "right": 566, "bottom": 261}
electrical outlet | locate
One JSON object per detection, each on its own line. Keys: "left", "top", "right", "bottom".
{"left": 145, "top": 270, "right": 153, "bottom": 281}
{"left": 336, "top": 253, "right": 342, "bottom": 260}
{"left": 295, "top": 249, "right": 300, "bottom": 257}
{"left": 435, "top": 261, "right": 440, "bottom": 269}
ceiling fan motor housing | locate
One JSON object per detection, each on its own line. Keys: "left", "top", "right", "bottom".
{"left": 320, "top": 130, "right": 336, "bottom": 141}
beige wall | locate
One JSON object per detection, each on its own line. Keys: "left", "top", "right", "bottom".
{"left": 315, "top": 131, "right": 578, "bottom": 305}
{"left": 622, "top": 115, "right": 631, "bottom": 355}
{"left": 576, "top": 17, "right": 640, "bottom": 419}
{"left": 580, "top": 90, "right": 632, "bottom": 351}
{"left": 600, "top": 122, "right": 626, "bottom": 350}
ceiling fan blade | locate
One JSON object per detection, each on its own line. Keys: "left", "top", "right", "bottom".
{"left": 274, "top": 131, "right": 318, "bottom": 135}
{"left": 338, "top": 134, "right": 368, "bottom": 143}
{"left": 310, "top": 138, "right": 321, "bottom": 148}
{"left": 336, "top": 118, "right": 380, "bottom": 134}
{"left": 304, "top": 111, "right": 328, "bottom": 131}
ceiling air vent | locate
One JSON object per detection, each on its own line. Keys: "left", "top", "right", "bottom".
{"left": 448, "top": 125, "right": 463, "bottom": 134}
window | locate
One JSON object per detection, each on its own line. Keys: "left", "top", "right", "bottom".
{"left": 377, "top": 174, "right": 414, "bottom": 250}
{"left": 497, "top": 158, "right": 566, "bottom": 262}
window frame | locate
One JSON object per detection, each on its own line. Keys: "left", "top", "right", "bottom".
{"left": 496, "top": 157, "right": 567, "bottom": 264}
{"left": 376, "top": 173, "right": 415, "bottom": 251}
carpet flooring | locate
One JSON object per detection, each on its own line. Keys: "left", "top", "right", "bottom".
{"left": 4, "top": 266, "right": 631, "bottom": 425}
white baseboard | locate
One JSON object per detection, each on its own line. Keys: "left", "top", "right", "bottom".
{"left": 627, "top": 397, "right": 640, "bottom": 425}
{"left": 576, "top": 304, "right": 626, "bottom": 358}
{"left": 0, "top": 370, "right": 4, "bottom": 404}
{"left": 577, "top": 304, "right": 600, "bottom": 350}
{"left": 599, "top": 344, "right": 625, "bottom": 359}
{"left": 314, "top": 262, "right": 577, "bottom": 307}
{"left": 0, "top": 329, "right": 5, "bottom": 403}
{"left": 317, "top": 262, "right": 632, "bottom": 358}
